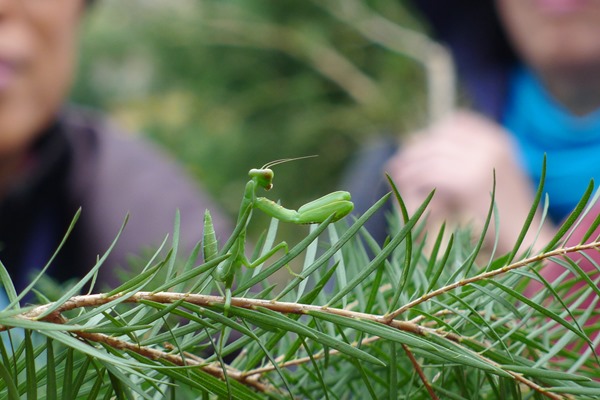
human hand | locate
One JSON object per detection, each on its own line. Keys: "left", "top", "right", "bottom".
{"left": 386, "top": 110, "right": 554, "bottom": 254}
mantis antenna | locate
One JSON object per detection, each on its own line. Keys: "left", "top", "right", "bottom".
{"left": 261, "top": 155, "right": 318, "bottom": 169}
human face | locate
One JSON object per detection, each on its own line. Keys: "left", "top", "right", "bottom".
{"left": 496, "top": 0, "right": 600, "bottom": 78}
{"left": 0, "top": 0, "right": 84, "bottom": 157}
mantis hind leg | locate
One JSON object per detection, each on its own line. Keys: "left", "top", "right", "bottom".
{"left": 220, "top": 241, "right": 298, "bottom": 315}
{"left": 246, "top": 241, "right": 301, "bottom": 278}
{"left": 224, "top": 287, "right": 232, "bottom": 316}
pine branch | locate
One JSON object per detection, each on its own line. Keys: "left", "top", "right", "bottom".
{"left": 1, "top": 240, "right": 596, "bottom": 398}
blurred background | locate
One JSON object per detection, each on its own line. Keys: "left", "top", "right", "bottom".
{"left": 71, "top": 0, "right": 454, "bottom": 236}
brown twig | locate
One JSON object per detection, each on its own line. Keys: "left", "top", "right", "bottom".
{"left": 16, "top": 291, "right": 451, "bottom": 340}
{"left": 385, "top": 240, "right": 600, "bottom": 321}
{"left": 241, "top": 335, "right": 382, "bottom": 379}
{"left": 75, "top": 330, "right": 274, "bottom": 393}
{"left": 402, "top": 344, "right": 439, "bottom": 400}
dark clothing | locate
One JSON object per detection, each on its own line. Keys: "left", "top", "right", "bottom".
{"left": 412, "top": 1, "right": 516, "bottom": 119}
{"left": 0, "top": 106, "right": 231, "bottom": 290}
{"left": 340, "top": 136, "right": 397, "bottom": 245}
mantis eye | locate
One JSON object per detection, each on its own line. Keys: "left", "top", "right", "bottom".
{"left": 249, "top": 168, "right": 274, "bottom": 190}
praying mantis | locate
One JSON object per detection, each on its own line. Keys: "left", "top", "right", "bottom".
{"left": 203, "top": 157, "right": 354, "bottom": 312}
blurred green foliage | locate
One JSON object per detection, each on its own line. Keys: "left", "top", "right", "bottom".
{"left": 71, "top": 0, "right": 430, "bottom": 227}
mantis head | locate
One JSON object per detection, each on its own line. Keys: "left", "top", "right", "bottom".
{"left": 249, "top": 168, "right": 274, "bottom": 190}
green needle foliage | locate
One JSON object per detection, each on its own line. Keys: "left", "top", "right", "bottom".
{"left": 1, "top": 179, "right": 600, "bottom": 399}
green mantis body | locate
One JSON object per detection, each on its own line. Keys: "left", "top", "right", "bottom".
{"left": 203, "top": 158, "right": 354, "bottom": 312}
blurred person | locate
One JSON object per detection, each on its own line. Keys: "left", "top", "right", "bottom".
{"left": 347, "top": 0, "right": 600, "bottom": 252}
{"left": 0, "top": 0, "right": 231, "bottom": 293}
{"left": 344, "top": 0, "right": 600, "bottom": 305}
